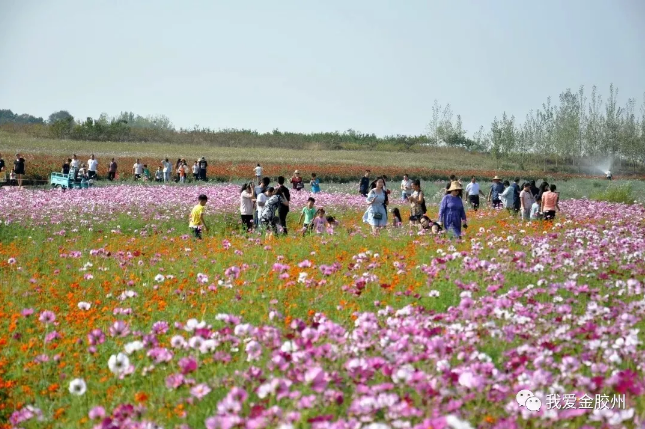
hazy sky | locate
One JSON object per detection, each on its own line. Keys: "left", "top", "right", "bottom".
{"left": 1, "top": 0, "right": 644, "bottom": 137}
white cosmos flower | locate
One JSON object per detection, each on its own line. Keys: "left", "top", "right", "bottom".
{"left": 77, "top": 301, "right": 91, "bottom": 310}
{"left": 445, "top": 415, "right": 474, "bottom": 429}
{"left": 280, "top": 341, "right": 298, "bottom": 353}
{"left": 124, "top": 340, "right": 145, "bottom": 355}
{"left": 184, "top": 319, "right": 206, "bottom": 332}
{"left": 188, "top": 336, "right": 204, "bottom": 349}
{"left": 154, "top": 274, "right": 165, "bottom": 282}
{"left": 199, "top": 339, "right": 217, "bottom": 354}
{"left": 69, "top": 378, "right": 87, "bottom": 395}
{"left": 107, "top": 353, "right": 130, "bottom": 375}
{"left": 170, "top": 335, "right": 187, "bottom": 348}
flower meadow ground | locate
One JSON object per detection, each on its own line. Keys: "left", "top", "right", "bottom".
{"left": 1, "top": 184, "right": 645, "bottom": 429}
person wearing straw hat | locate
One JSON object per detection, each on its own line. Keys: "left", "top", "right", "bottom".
{"left": 438, "top": 181, "right": 467, "bottom": 238}
{"left": 487, "top": 175, "right": 505, "bottom": 209}
{"left": 291, "top": 170, "right": 304, "bottom": 191}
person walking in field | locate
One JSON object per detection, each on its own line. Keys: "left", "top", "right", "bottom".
{"left": 438, "top": 182, "right": 467, "bottom": 238}
{"left": 276, "top": 176, "right": 291, "bottom": 234}
{"left": 465, "top": 176, "right": 485, "bottom": 211}
{"left": 310, "top": 173, "right": 321, "bottom": 194}
{"left": 163, "top": 158, "right": 172, "bottom": 183}
{"left": 175, "top": 158, "right": 182, "bottom": 182}
{"left": 254, "top": 164, "right": 263, "bottom": 184}
{"left": 87, "top": 154, "right": 99, "bottom": 180}
{"left": 407, "top": 179, "right": 425, "bottom": 225}
{"left": 108, "top": 158, "right": 117, "bottom": 181}
{"left": 298, "top": 197, "right": 317, "bottom": 235}
{"left": 155, "top": 166, "right": 163, "bottom": 182}
{"left": 312, "top": 208, "right": 329, "bottom": 234}
{"left": 189, "top": 194, "right": 209, "bottom": 239}
{"left": 192, "top": 161, "right": 199, "bottom": 182}
{"left": 511, "top": 178, "right": 521, "bottom": 213}
{"left": 254, "top": 177, "right": 270, "bottom": 227}
{"left": 359, "top": 170, "right": 370, "bottom": 197}
{"left": 400, "top": 174, "right": 412, "bottom": 201}
{"left": 239, "top": 182, "right": 255, "bottom": 232}
{"left": 363, "top": 178, "right": 388, "bottom": 233}
{"left": 260, "top": 187, "right": 289, "bottom": 236}
{"left": 541, "top": 184, "right": 560, "bottom": 220}
{"left": 291, "top": 170, "right": 304, "bottom": 191}
{"left": 0, "top": 153, "right": 5, "bottom": 174}
{"left": 488, "top": 176, "right": 505, "bottom": 208}
{"left": 500, "top": 180, "right": 515, "bottom": 212}
{"left": 198, "top": 157, "right": 208, "bottom": 181}
{"left": 178, "top": 160, "right": 187, "bottom": 183}
{"left": 519, "top": 182, "right": 535, "bottom": 221}
{"left": 132, "top": 159, "right": 143, "bottom": 180}
{"left": 13, "top": 153, "right": 25, "bottom": 187}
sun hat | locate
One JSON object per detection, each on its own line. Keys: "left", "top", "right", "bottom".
{"left": 493, "top": 175, "right": 501, "bottom": 181}
{"left": 446, "top": 181, "right": 462, "bottom": 193}
{"left": 294, "top": 170, "right": 300, "bottom": 174}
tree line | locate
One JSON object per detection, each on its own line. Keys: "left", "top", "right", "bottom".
{"left": 1, "top": 83, "right": 643, "bottom": 173}
{"left": 427, "top": 84, "right": 645, "bottom": 172}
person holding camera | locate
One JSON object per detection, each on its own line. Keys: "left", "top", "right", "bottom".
{"left": 439, "top": 181, "right": 467, "bottom": 238}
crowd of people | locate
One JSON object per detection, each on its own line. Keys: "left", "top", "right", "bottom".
{"left": 188, "top": 169, "right": 562, "bottom": 240}
{"left": 359, "top": 170, "right": 561, "bottom": 237}
{"left": 189, "top": 173, "right": 336, "bottom": 239}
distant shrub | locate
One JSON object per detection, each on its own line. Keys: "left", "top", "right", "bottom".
{"left": 592, "top": 181, "right": 603, "bottom": 188}
{"left": 591, "top": 183, "right": 635, "bottom": 204}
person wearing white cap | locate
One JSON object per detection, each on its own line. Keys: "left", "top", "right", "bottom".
{"left": 438, "top": 181, "right": 467, "bottom": 238}
{"left": 291, "top": 170, "right": 304, "bottom": 191}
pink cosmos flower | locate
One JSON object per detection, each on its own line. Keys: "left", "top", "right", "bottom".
{"left": 38, "top": 310, "right": 56, "bottom": 324}
{"left": 190, "top": 383, "right": 211, "bottom": 399}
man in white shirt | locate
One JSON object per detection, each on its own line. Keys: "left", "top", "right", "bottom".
{"left": 132, "top": 159, "right": 143, "bottom": 180}
{"left": 87, "top": 154, "right": 99, "bottom": 179}
{"left": 400, "top": 174, "right": 412, "bottom": 201}
{"left": 70, "top": 154, "right": 80, "bottom": 180}
{"left": 465, "top": 176, "right": 485, "bottom": 211}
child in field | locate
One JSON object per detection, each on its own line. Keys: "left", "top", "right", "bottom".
{"left": 189, "top": 194, "right": 209, "bottom": 239}
{"left": 142, "top": 165, "right": 151, "bottom": 181}
{"left": 313, "top": 208, "right": 328, "bottom": 234}
{"left": 391, "top": 208, "right": 403, "bottom": 227}
{"left": 530, "top": 199, "right": 542, "bottom": 220}
{"left": 192, "top": 161, "right": 199, "bottom": 181}
{"left": 326, "top": 216, "right": 338, "bottom": 234}
{"left": 299, "top": 197, "right": 317, "bottom": 235}
{"left": 310, "top": 173, "right": 321, "bottom": 194}
{"left": 155, "top": 167, "right": 163, "bottom": 182}
{"left": 254, "top": 164, "right": 262, "bottom": 184}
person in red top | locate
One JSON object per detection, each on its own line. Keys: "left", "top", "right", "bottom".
{"left": 291, "top": 170, "right": 304, "bottom": 191}
{"left": 540, "top": 184, "right": 560, "bottom": 220}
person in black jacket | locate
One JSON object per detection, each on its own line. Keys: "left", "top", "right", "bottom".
{"left": 511, "top": 177, "right": 521, "bottom": 212}
{"left": 359, "top": 170, "right": 370, "bottom": 197}
{"left": 276, "top": 176, "right": 291, "bottom": 235}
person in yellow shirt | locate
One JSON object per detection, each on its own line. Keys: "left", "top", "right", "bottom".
{"left": 189, "top": 194, "right": 209, "bottom": 239}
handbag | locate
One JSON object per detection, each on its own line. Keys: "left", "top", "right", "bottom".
{"left": 373, "top": 212, "right": 383, "bottom": 220}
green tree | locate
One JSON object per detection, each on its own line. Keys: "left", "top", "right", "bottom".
{"left": 48, "top": 110, "right": 74, "bottom": 124}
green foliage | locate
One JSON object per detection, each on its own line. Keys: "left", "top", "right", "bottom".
{"left": 48, "top": 110, "right": 74, "bottom": 124}
{"left": 0, "top": 109, "right": 44, "bottom": 124}
{"left": 590, "top": 183, "right": 635, "bottom": 204}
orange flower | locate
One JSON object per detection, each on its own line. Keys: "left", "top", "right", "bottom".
{"left": 135, "top": 391, "right": 149, "bottom": 402}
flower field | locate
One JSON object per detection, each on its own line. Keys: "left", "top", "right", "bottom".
{"left": 1, "top": 184, "right": 645, "bottom": 429}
